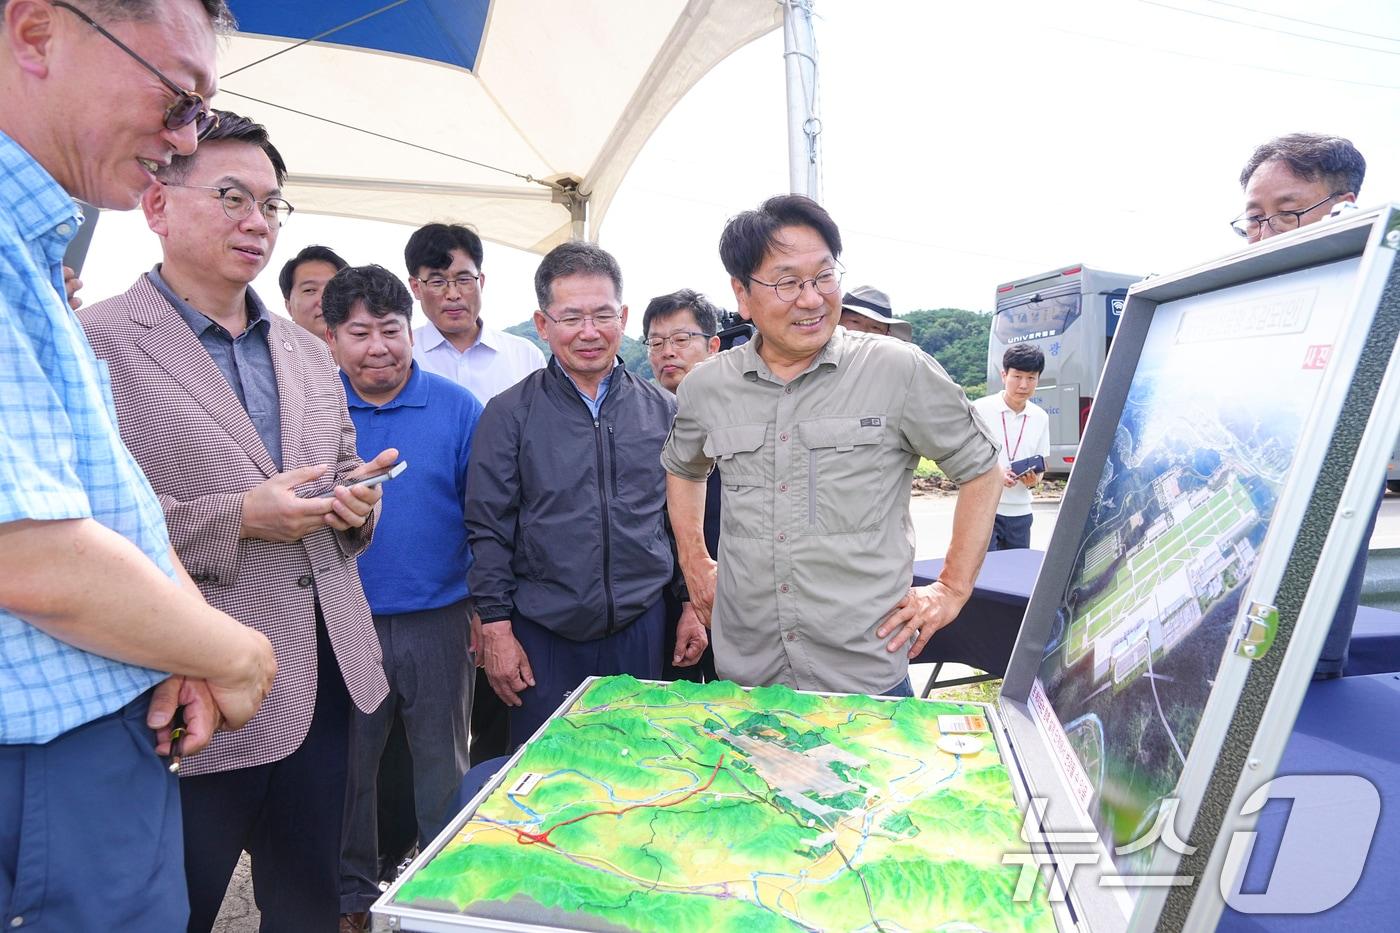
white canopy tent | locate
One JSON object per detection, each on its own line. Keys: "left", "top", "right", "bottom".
{"left": 212, "top": 0, "right": 800, "bottom": 255}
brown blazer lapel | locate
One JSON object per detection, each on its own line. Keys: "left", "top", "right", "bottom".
{"left": 268, "top": 318, "right": 307, "bottom": 472}
{"left": 132, "top": 283, "right": 279, "bottom": 478}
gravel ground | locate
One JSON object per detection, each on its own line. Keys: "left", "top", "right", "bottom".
{"left": 211, "top": 853, "right": 258, "bottom": 932}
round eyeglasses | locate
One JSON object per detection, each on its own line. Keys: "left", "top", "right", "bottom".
{"left": 748, "top": 266, "right": 843, "bottom": 303}
{"left": 161, "top": 183, "right": 295, "bottom": 226}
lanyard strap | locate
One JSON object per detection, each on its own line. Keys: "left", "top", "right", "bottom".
{"left": 1001, "top": 409, "right": 1028, "bottom": 462}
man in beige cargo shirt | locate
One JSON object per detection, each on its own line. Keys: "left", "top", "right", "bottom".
{"left": 662, "top": 195, "right": 1002, "bottom": 696}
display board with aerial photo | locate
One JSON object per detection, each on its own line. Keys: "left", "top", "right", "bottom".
{"left": 1032, "top": 258, "right": 1360, "bottom": 872}
{"left": 382, "top": 675, "right": 1056, "bottom": 932}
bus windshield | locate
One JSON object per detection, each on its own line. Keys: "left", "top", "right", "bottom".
{"left": 993, "top": 292, "right": 1081, "bottom": 343}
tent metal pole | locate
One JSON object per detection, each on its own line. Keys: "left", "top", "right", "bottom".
{"left": 782, "top": 0, "right": 821, "bottom": 200}
{"left": 570, "top": 196, "right": 588, "bottom": 242}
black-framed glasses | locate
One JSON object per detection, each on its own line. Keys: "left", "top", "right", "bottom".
{"left": 644, "top": 331, "right": 709, "bottom": 351}
{"left": 749, "top": 265, "right": 844, "bottom": 303}
{"left": 160, "top": 183, "right": 295, "bottom": 226}
{"left": 415, "top": 273, "right": 481, "bottom": 294}
{"left": 1230, "top": 193, "right": 1344, "bottom": 239}
{"left": 52, "top": 0, "right": 219, "bottom": 139}
{"left": 539, "top": 308, "right": 623, "bottom": 330}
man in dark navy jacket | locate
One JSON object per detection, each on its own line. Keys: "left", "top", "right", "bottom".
{"left": 466, "top": 243, "right": 708, "bottom": 748}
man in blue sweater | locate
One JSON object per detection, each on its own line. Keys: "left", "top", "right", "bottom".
{"left": 323, "top": 265, "right": 485, "bottom": 927}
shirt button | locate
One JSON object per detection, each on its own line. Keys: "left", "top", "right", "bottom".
{"left": 11, "top": 917, "right": 24, "bottom": 927}
{"left": 776, "top": 532, "right": 786, "bottom": 542}
{"left": 785, "top": 632, "right": 798, "bottom": 642}
{"left": 784, "top": 386, "right": 793, "bottom": 394}
{"left": 297, "top": 574, "right": 313, "bottom": 588}
{"left": 56, "top": 223, "right": 72, "bottom": 236}
{"left": 779, "top": 583, "right": 790, "bottom": 594}
{"left": 779, "top": 432, "right": 789, "bottom": 443}
{"left": 778, "top": 482, "right": 788, "bottom": 493}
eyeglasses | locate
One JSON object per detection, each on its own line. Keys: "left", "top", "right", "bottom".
{"left": 52, "top": 1, "right": 219, "bottom": 139}
{"left": 644, "top": 331, "right": 709, "bottom": 351}
{"left": 160, "top": 183, "right": 295, "bottom": 226}
{"left": 415, "top": 273, "right": 481, "bottom": 294}
{"left": 539, "top": 308, "right": 623, "bottom": 330}
{"left": 1230, "top": 193, "right": 1343, "bottom": 239}
{"left": 748, "top": 266, "right": 843, "bottom": 303}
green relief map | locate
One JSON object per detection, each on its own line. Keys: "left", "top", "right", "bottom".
{"left": 389, "top": 675, "right": 1054, "bottom": 932}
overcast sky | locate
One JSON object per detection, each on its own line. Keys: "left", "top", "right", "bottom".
{"left": 78, "top": 0, "right": 1400, "bottom": 335}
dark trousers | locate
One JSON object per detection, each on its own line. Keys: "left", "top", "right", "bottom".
{"left": 182, "top": 615, "right": 350, "bottom": 933}
{"left": 988, "top": 512, "right": 1032, "bottom": 551}
{"left": 1315, "top": 483, "right": 1385, "bottom": 678}
{"left": 340, "top": 601, "right": 473, "bottom": 914}
{"left": 468, "top": 673, "right": 510, "bottom": 763}
{"left": 508, "top": 599, "right": 666, "bottom": 751}
{"left": 1, "top": 690, "right": 186, "bottom": 932}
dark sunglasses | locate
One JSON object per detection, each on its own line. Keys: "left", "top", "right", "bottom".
{"left": 51, "top": 1, "right": 219, "bottom": 139}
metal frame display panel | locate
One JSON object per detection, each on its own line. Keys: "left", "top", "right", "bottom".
{"left": 997, "top": 204, "right": 1400, "bottom": 932}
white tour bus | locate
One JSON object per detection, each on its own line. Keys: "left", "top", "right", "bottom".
{"left": 988, "top": 264, "right": 1141, "bottom": 475}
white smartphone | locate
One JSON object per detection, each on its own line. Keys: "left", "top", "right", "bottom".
{"left": 320, "top": 460, "right": 407, "bottom": 496}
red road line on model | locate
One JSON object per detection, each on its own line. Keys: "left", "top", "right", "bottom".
{"left": 513, "top": 754, "right": 727, "bottom": 847}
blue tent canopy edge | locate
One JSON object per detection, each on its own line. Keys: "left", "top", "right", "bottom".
{"left": 228, "top": 0, "right": 489, "bottom": 72}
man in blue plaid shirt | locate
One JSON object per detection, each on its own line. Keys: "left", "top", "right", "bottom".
{"left": 0, "top": 1, "right": 274, "bottom": 928}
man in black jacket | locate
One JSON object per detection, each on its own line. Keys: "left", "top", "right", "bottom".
{"left": 466, "top": 243, "right": 708, "bottom": 748}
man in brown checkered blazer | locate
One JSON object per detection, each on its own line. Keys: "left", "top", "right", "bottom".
{"left": 80, "top": 112, "right": 392, "bottom": 933}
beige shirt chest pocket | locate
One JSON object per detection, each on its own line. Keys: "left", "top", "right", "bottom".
{"left": 799, "top": 416, "right": 887, "bottom": 532}
{"left": 704, "top": 422, "right": 770, "bottom": 539}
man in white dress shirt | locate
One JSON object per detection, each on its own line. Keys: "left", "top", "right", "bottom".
{"left": 408, "top": 223, "right": 544, "bottom": 404}
{"left": 406, "top": 222, "right": 544, "bottom": 764}
{"left": 970, "top": 343, "right": 1049, "bottom": 551}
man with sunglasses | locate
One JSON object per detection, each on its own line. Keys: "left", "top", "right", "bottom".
{"left": 81, "top": 111, "right": 395, "bottom": 931}
{"left": 1233, "top": 133, "right": 1376, "bottom": 681}
{"left": 466, "top": 242, "right": 708, "bottom": 750}
{"left": 663, "top": 195, "right": 1003, "bottom": 697}
{"left": 0, "top": 2, "right": 277, "bottom": 930}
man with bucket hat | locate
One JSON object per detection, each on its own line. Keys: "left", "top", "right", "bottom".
{"left": 840, "top": 285, "right": 912, "bottom": 341}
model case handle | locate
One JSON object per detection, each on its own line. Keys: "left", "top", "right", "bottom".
{"left": 1235, "top": 601, "right": 1279, "bottom": 660}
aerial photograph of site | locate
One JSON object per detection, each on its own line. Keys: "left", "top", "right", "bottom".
{"left": 1035, "top": 283, "right": 1341, "bottom": 871}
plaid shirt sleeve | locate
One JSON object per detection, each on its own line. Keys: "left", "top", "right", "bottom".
{"left": 0, "top": 133, "right": 170, "bottom": 744}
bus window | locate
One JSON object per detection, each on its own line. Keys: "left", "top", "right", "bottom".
{"left": 989, "top": 267, "right": 1141, "bottom": 476}
{"left": 993, "top": 291, "right": 1081, "bottom": 344}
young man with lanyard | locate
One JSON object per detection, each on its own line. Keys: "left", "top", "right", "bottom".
{"left": 971, "top": 343, "right": 1049, "bottom": 551}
